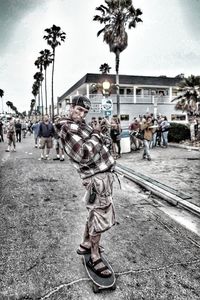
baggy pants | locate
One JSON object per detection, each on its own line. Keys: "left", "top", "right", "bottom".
{"left": 82, "top": 171, "right": 115, "bottom": 237}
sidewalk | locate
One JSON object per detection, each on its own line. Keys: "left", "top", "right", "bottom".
{"left": 0, "top": 137, "right": 200, "bottom": 299}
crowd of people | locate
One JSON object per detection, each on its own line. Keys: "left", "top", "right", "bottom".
{"left": 87, "top": 112, "right": 171, "bottom": 162}
{"left": 0, "top": 111, "right": 171, "bottom": 163}
{"left": 0, "top": 115, "right": 65, "bottom": 162}
{"left": 129, "top": 113, "right": 170, "bottom": 161}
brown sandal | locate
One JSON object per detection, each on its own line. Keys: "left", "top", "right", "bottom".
{"left": 87, "top": 257, "right": 111, "bottom": 278}
{"left": 76, "top": 244, "right": 105, "bottom": 255}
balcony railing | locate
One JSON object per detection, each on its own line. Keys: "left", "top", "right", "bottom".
{"left": 87, "top": 94, "right": 172, "bottom": 104}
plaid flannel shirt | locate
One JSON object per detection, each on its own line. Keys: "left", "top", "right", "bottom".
{"left": 60, "top": 118, "right": 115, "bottom": 179}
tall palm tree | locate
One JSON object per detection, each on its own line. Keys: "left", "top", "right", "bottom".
{"left": 39, "top": 49, "right": 53, "bottom": 114}
{"left": 0, "top": 88, "right": 4, "bottom": 113}
{"left": 6, "top": 101, "right": 15, "bottom": 114}
{"left": 33, "top": 72, "right": 44, "bottom": 116}
{"left": 43, "top": 24, "right": 66, "bottom": 120}
{"left": 172, "top": 75, "right": 200, "bottom": 116}
{"left": 32, "top": 81, "right": 40, "bottom": 115}
{"left": 29, "top": 99, "right": 36, "bottom": 117}
{"left": 93, "top": 0, "right": 142, "bottom": 117}
{"left": 34, "top": 57, "right": 44, "bottom": 116}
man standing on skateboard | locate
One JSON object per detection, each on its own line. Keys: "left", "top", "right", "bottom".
{"left": 60, "top": 95, "right": 116, "bottom": 278}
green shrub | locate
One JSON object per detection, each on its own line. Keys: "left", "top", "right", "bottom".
{"left": 168, "top": 123, "right": 190, "bottom": 143}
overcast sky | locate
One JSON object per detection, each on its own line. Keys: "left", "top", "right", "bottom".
{"left": 0, "top": 0, "right": 200, "bottom": 113}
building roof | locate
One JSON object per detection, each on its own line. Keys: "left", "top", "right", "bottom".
{"left": 59, "top": 73, "right": 181, "bottom": 101}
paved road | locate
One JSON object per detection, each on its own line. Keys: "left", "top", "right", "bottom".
{"left": 0, "top": 136, "right": 200, "bottom": 300}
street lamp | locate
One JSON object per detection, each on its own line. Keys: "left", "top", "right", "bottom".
{"left": 101, "top": 80, "right": 113, "bottom": 117}
{"left": 91, "top": 79, "right": 113, "bottom": 116}
{"left": 102, "top": 80, "right": 111, "bottom": 96}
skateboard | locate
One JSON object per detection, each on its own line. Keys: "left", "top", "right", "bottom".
{"left": 82, "top": 253, "right": 116, "bottom": 293}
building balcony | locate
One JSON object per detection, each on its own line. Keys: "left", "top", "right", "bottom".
{"left": 86, "top": 94, "right": 175, "bottom": 104}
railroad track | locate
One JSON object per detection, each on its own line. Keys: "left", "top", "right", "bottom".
{"left": 116, "top": 163, "right": 200, "bottom": 218}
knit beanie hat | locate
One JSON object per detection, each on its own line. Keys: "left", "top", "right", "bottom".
{"left": 72, "top": 95, "right": 91, "bottom": 110}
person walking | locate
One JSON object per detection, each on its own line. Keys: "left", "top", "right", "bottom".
{"left": 32, "top": 121, "right": 40, "bottom": 148}
{"left": 141, "top": 115, "right": 155, "bottom": 161}
{"left": 160, "top": 116, "right": 170, "bottom": 147}
{"left": 60, "top": 95, "right": 115, "bottom": 278}
{"left": 129, "top": 117, "right": 142, "bottom": 151}
{"left": 21, "top": 120, "right": 27, "bottom": 138}
{"left": 110, "top": 116, "right": 122, "bottom": 159}
{"left": 37, "top": 115, "right": 55, "bottom": 160}
{"left": 15, "top": 119, "right": 22, "bottom": 142}
{"left": 5, "top": 119, "right": 16, "bottom": 152}
{"left": 53, "top": 116, "right": 65, "bottom": 161}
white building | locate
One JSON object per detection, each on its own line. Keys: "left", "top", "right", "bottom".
{"left": 57, "top": 73, "right": 186, "bottom": 127}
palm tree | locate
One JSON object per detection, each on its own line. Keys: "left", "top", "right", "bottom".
{"left": 99, "top": 63, "right": 111, "bottom": 74}
{"left": 33, "top": 72, "right": 44, "bottom": 116}
{"left": 29, "top": 99, "right": 36, "bottom": 117}
{"left": 172, "top": 75, "right": 200, "bottom": 141}
{"left": 34, "top": 56, "right": 44, "bottom": 116}
{"left": 32, "top": 81, "right": 40, "bottom": 115}
{"left": 93, "top": 0, "right": 142, "bottom": 117}
{"left": 43, "top": 24, "right": 66, "bottom": 120}
{"left": 0, "top": 89, "right": 4, "bottom": 113}
{"left": 39, "top": 49, "right": 53, "bottom": 114}
{"left": 6, "top": 101, "right": 17, "bottom": 115}
{"left": 172, "top": 75, "right": 200, "bottom": 116}
{"left": 6, "top": 101, "right": 12, "bottom": 112}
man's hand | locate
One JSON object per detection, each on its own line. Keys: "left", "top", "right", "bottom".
{"left": 92, "top": 120, "right": 101, "bottom": 132}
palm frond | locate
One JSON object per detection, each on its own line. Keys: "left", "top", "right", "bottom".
{"left": 97, "top": 28, "right": 106, "bottom": 37}
{"left": 95, "top": 6, "right": 106, "bottom": 16}
{"left": 128, "top": 20, "right": 136, "bottom": 28}
{"left": 136, "top": 8, "right": 143, "bottom": 16}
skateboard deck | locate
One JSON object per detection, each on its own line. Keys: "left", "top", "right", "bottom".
{"left": 82, "top": 253, "right": 116, "bottom": 293}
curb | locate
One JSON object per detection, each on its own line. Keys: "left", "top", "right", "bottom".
{"left": 169, "top": 143, "right": 200, "bottom": 151}
{"left": 116, "top": 164, "right": 200, "bottom": 218}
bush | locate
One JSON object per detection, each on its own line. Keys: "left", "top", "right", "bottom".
{"left": 168, "top": 123, "right": 190, "bottom": 143}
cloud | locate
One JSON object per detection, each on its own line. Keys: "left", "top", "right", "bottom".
{"left": 0, "top": 0, "right": 200, "bottom": 113}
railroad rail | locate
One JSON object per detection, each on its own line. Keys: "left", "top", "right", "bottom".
{"left": 116, "top": 163, "right": 200, "bottom": 218}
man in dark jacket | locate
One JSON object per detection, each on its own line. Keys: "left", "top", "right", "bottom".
{"left": 15, "top": 119, "right": 22, "bottom": 142}
{"left": 37, "top": 115, "right": 55, "bottom": 160}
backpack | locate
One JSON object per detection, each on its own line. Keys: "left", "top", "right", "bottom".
{"left": 135, "top": 129, "right": 144, "bottom": 140}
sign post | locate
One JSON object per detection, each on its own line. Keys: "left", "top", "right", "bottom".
{"left": 102, "top": 98, "right": 113, "bottom": 117}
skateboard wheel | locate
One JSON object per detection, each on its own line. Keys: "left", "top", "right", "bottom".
{"left": 81, "top": 257, "right": 84, "bottom": 265}
{"left": 111, "top": 282, "right": 117, "bottom": 290}
{"left": 92, "top": 283, "right": 100, "bottom": 293}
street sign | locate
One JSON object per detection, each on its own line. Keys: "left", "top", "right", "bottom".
{"left": 102, "top": 98, "right": 113, "bottom": 111}
{"left": 104, "top": 110, "right": 112, "bottom": 116}
{"left": 90, "top": 103, "right": 102, "bottom": 113}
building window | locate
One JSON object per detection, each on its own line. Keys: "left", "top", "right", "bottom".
{"left": 136, "top": 88, "right": 142, "bottom": 95}
{"left": 143, "top": 89, "right": 151, "bottom": 96}
{"left": 120, "top": 88, "right": 125, "bottom": 95}
{"left": 65, "top": 98, "right": 70, "bottom": 104}
{"left": 126, "top": 88, "right": 133, "bottom": 95}
{"left": 171, "top": 114, "right": 186, "bottom": 121}
{"left": 172, "top": 89, "right": 178, "bottom": 96}
{"left": 120, "top": 114, "right": 129, "bottom": 121}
